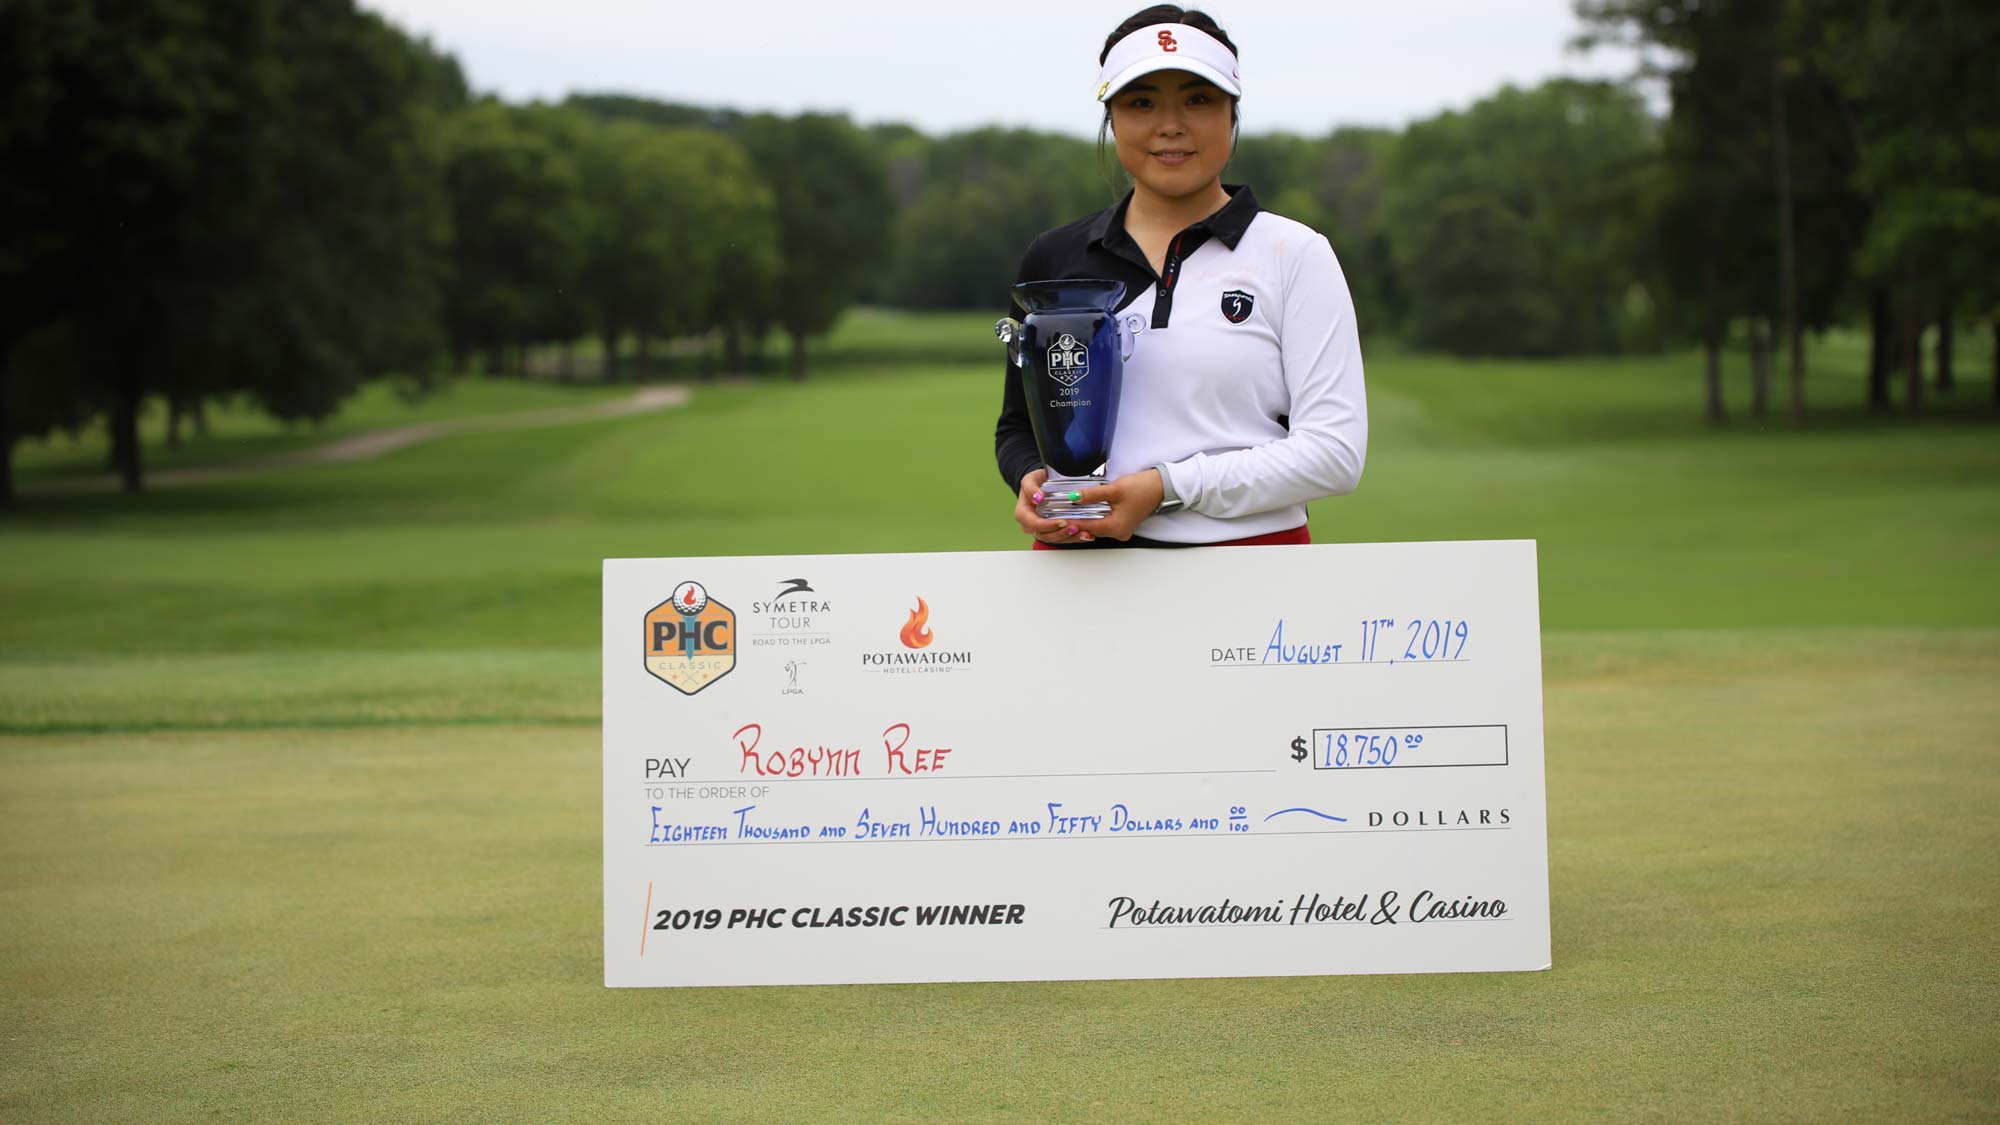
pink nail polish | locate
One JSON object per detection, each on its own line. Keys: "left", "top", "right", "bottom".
{"left": 1032, "top": 490, "right": 1044, "bottom": 504}
{"left": 1063, "top": 526, "right": 1078, "bottom": 536}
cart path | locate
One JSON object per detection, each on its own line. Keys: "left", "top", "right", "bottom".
{"left": 27, "top": 385, "right": 691, "bottom": 495}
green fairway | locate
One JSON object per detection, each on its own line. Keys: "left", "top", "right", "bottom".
{"left": 12, "top": 377, "right": 638, "bottom": 486}
{"left": 2, "top": 313, "right": 1997, "bottom": 1118}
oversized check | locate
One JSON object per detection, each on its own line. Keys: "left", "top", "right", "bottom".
{"left": 603, "top": 541, "right": 1550, "bottom": 987}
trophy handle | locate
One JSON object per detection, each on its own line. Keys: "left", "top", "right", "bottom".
{"left": 1118, "top": 313, "right": 1146, "bottom": 361}
{"left": 994, "top": 318, "right": 1024, "bottom": 368}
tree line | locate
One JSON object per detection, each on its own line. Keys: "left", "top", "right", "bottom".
{"left": 1, "top": 2, "right": 898, "bottom": 498}
{"left": 1577, "top": 0, "right": 1999, "bottom": 423}
{"left": 3, "top": 0, "right": 1994, "bottom": 500}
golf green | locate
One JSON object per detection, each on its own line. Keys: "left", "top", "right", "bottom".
{"left": 4, "top": 631, "right": 1993, "bottom": 1118}
{"left": 3, "top": 315, "right": 1996, "bottom": 1117}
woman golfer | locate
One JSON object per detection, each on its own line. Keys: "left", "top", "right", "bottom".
{"left": 995, "top": 4, "right": 1367, "bottom": 548}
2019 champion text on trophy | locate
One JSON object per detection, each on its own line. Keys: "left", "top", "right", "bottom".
{"left": 995, "top": 280, "right": 1146, "bottom": 520}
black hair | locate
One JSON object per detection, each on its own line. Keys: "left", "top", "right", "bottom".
{"left": 1097, "top": 4, "right": 1239, "bottom": 66}
{"left": 1095, "top": 5, "right": 1240, "bottom": 194}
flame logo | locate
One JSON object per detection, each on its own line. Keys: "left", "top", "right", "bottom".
{"left": 899, "top": 597, "right": 934, "bottom": 649}
{"left": 671, "top": 580, "right": 708, "bottom": 617}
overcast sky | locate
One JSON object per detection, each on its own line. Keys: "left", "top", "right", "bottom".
{"left": 360, "top": 0, "right": 1648, "bottom": 137}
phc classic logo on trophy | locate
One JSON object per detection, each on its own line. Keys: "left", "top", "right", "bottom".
{"left": 996, "top": 280, "right": 1146, "bottom": 520}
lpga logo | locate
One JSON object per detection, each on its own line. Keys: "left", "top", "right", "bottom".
{"left": 1047, "top": 333, "right": 1090, "bottom": 387}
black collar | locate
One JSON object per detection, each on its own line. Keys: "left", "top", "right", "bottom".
{"left": 1088, "top": 183, "right": 1261, "bottom": 252}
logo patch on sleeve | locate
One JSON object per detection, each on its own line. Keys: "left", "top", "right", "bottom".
{"left": 1221, "top": 290, "right": 1255, "bottom": 324}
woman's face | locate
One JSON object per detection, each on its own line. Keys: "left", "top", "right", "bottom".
{"left": 1107, "top": 68, "right": 1234, "bottom": 201}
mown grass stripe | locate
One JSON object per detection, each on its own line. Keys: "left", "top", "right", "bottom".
{"left": 0, "top": 715, "right": 597, "bottom": 738}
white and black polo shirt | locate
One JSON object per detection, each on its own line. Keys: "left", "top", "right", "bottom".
{"left": 995, "top": 184, "right": 1368, "bottom": 545}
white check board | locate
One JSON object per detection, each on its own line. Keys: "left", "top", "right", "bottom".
{"left": 603, "top": 541, "right": 1550, "bottom": 987}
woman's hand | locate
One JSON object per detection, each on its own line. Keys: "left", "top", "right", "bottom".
{"left": 1015, "top": 468, "right": 1098, "bottom": 545}
{"left": 1070, "top": 469, "right": 1165, "bottom": 541}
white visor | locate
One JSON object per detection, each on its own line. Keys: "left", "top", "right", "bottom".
{"left": 1095, "top": 22, "right": 1241, "bottom": 102}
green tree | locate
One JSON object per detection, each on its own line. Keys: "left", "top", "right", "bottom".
{"left": 882, "top": 128, "right": 1101, "bottom": 310}
{"left": 1382, "top": 80, "right": 1659, "bottom": 356}
{"left": 0, "top": 0, "right": 269, "bottom": 494}
{"left": 200, "top": 0, "right": 451, "bottom": 427}
{"left": 0, "top": 321, "right": 90, "bottom": 505}
{"left": 566, "top": 92, "right": 745, "bottom": 134}
{"left": 574, "top": 121, "right": 698, "bottom": 378}
{"left": 0, "top": 0, "right": 450, "bottom": 494}
{"left": 1579, "top": 0, "right": 1869, "bottom": 422}
{"left": 1636, "top": 0, "right": 1787, "bottom": 421}
{"left": 1312, "top": 129, "right": 1401, "bottom": 334}
{"left": 1229, "top": 132, "right": 1328, "bottom": 197}
{"left": 1819, "top": 0, "right": 2000, "bottom": 413}
{"left": 739, "top": 114, "right": 895, "bottom": 377}
{"left": 561, "top": 96, "right": 782, "bottom": 372}
{"left": 695, "top": 142, "right": 781, "bottom": 375}
{"left": 441, "top": 101, "right": 590, "bottom": 374}
{"left": 0, "top": 0, "right": 94, "bottom": 502}
{"left": 1398, "top": 193, "right": 1563, "bottom": 355}
{"left": 573, "top": 122, "right": 771, "bottom": 378}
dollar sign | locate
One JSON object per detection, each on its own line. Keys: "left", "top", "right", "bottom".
{"left": 1290, "top": 736, "right": 1308, "bottom": 763}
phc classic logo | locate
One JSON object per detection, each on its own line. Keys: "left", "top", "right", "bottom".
{"left": 1046, "top": 333, "right": 1089, "bottom": 387}
{"left": 643, "top": 580, "right": 736, "bottom": 695}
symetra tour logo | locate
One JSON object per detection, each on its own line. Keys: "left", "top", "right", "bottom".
{"left": 1047, "top": 332, "right": 1089, "bottom": 387}
{"left": 644, "top": 580, "right": 736, "bottom": 695}
{"left": 750, "top": 576, "right": 832, "bottom": 649}
{"left": 863, "top": 596, "right": 971, "bottom": 674}
{"left": 1221, "top": 289, "right": 1255, "bottom": 324}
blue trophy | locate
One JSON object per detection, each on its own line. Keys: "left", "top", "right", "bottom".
{"left": 996, "top": 280, "right": 1146, "bottom": 520}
